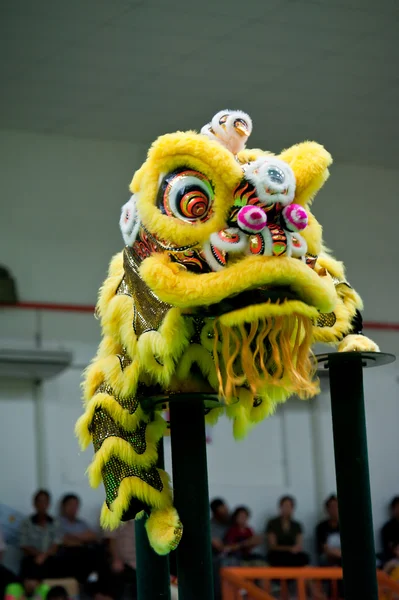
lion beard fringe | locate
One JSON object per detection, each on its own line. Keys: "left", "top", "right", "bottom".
{"left": 213, "top": 314, "right": 319, "bottom": 404}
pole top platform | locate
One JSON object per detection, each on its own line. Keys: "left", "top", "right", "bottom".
{"left": 140, "top": 392, "right": 222, "bottom": 412}
{"left": 316, "top": 351, "right": 395, "bottom": 375}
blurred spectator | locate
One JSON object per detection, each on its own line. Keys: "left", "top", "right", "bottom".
{"left": 59, "top": 494, "right": 97, "bottom": 547}
{"left": 210, "top": 499, "right": 230, "bottom": 557}
{"left": 210, "top": 499, "right": 230, "bottom": 600}
{"left": 266, "top": 495, "right": 309, "bottom": 567}
{"left": 381, "top": 496, "right": 399, "bottom": 563}
{"left": 315, "top": 495, "right": 341, "bottom": 566}
{"left": 105, "top": 521, "right": 137, "bottom": 600}
{"left": 225, "top": 506, "right": 254, "bottom": 559}
{"left": 58, "top": 493, "right": 105, "bottom": 586}
{"left": 19, "top": 490, "right": 63, "bottom": 580}
{"left": 224, "top": 506, "right": 264, "bottom": 563}
{"left": 210, "top": 499, "right": 264, "bottom": 599}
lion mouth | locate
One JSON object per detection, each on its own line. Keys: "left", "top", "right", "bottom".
{"left": 139, "top": 250, "right": 337, "bottom": 318}
{"left": 195, "top": 286, "right": 300, "bottom": 318}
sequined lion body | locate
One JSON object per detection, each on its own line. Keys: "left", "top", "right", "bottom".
{"left": 76, "top": 110, "right": 378, "bottom": 555}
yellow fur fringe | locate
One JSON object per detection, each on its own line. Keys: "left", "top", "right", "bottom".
{"left": 214, "top": 314, "right": 318, "bottom": 406}
{"left": 338, "top": 334, "right": 380, "bottom": 353}
{"left": 100, "top": 469, "right": 173, "bottom": 530}
{"left": 219, "top": 299, "right": 318, "bottom": 327}
{"left": 87, "top": 416, "right": 167, "bottom": 487}
{"left": 312, "top": 253, "right": 364, "bottom": 344}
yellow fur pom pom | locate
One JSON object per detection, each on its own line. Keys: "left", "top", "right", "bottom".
{"left": 145, "top": 506, "right": 183, "bottom": 555}
{"left": 338, "top": 334, "right": 380, "bottom": 353}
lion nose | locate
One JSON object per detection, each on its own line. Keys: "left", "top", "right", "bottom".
{"left": 236, "top": 205, "right": 267, "bottom": 234}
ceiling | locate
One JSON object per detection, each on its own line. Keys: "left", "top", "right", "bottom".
{"left": 1, "top": 0, "right": 398, "bottom": 167}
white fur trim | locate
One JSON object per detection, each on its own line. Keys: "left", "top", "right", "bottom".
{"left": 261, "top": 226, "right": 273, "bottom": 256}
{"left": 201, "top": 110, "right": 252, "bottom": 154}
{"left": 287, "top": 231, "right": 307, "bottom": 258}
{"left": 244, "top": 157, "right": 296, "bottom": 206}
{"left": 210, "top": 228, "right": 249, "bottom": 253}
{"left": 202, "top": 241, "right": 225, "bottom": 272}
{"left": 282, "top": 204, "right": 308, "bottom": 232}
{"left": 119, "top": 195, "right": 140, "bottom": 246}
{"left": 200, "top": 123, "right": 219, "bottom": 144}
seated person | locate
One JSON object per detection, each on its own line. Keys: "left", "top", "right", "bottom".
{"left": 315, "top": 494, "right": 341, "bottom": 566}
{"left": 224, "top": 506, "right": 264, "bottom": 563}
{"left": 19, "top": 490, "right": 63, "bottom": 581}
{"left": 211, "top": 500, "right": 263, "bottom": 557}
{"left": 209, "top": 499, "right": 263, "bottom": 600}
{"left": 210, "top": 498, "right": 230, "bottom": 558}
{"left": 381, "top": 496, "right": 399, "bottom": 564}
{"left": 225, "top": 506, "right": 254, "bottom": 556}
{"left": 210, "top": 499, "right": 230, "bottom": 600}
{"left": 59, "top": 494, "right": 97, "bottom": 547}
{"left": 58, "top": 493, "right": 105, "bottom": 585}
{"left": 106, "top": 520, "right": 137, "bottom": 600}
{"left": 266, "top": 495, "right": 309, "bottom": 567}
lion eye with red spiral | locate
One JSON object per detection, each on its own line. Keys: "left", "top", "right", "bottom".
{"left": 157, "top": 168, "right": 214, "bottom": 223}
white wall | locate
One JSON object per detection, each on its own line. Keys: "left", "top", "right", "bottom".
{"left": 0, "top": 129, "right": 398, "bottom": 560}
{"left": 0, "top": 129, "right": 147, "bottom": 305}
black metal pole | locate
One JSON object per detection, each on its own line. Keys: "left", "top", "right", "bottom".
{"left": 328, "top": 353, "right": 378, "bottom": 600}
{"left": 169, "top": 397, "right": 214, "bottom": 600}
{"left": 135, "top": 441, "right": 171, "bottom": 600}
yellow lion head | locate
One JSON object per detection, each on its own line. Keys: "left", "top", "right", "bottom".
{"left": 112, "top": 110, "right": 377, "bottom": 428}
{"left": 77, "top": 109, "right": 379, "bottom": 547}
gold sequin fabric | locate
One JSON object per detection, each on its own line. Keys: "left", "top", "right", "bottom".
{"left": 332, "top": 276, "right": 352, "bottom": 290}
{"left": 123, "top": 247, "right": 172, "bottom": 336}
{"left": 116, "top": 278, "right": 132, "bottom": 298}
{"left": 96, "top": 383, "right": 139, "bottom": 415}
{"left": 305, "top": 253, "right": 318, "bottom": 269}
{"left": 316, "top": 312, "right": 337, "bottom": 328}
{"left": 102, "top": 456, "right": 163, "bottom": 506}
{"left": 90, "top": 408, "right": 147, "bottom": 454}
{"left": 170, "top": 521, "right": 184, "bottom": 551}
{"left": 116, "top": 350, "right": 132, "bottom": 371}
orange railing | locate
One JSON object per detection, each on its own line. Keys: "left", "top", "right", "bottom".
{"left": 379, "top": 571, "right": 399, "bottom": 600}
{"left": 221, "top": 567, "right": 399, "bottom": 600}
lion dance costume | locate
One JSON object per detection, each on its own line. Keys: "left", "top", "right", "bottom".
{"left": 76, "top": 109, "right": 378, "bottom": 555}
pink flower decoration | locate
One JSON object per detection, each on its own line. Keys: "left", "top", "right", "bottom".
{"left": 237, "top": 205, "right": 267, "bottom": 233}
{"left": 282, "top": 204, "right": 308, "bottom": 231}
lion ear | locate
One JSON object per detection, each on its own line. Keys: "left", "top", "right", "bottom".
{"left": 279, "top": 141, "right": 332, "bottom": 207}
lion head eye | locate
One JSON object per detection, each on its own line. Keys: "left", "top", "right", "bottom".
{"left": 244, "top": 158, "right": 296, "bottom": 206}
{"left": 157, "top": 168, "right": 214, "bottom": 223}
